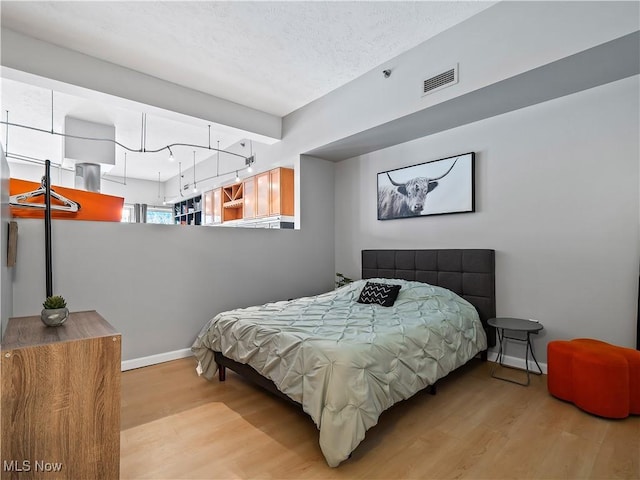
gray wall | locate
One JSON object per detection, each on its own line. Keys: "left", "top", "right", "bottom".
{"left": 11, "top": 156, "right": 334, "bottom": 360}
{"left": 1, "top": 145, "right": 13, "bottom": 337}
{"left": 334, "top": 77, "right": 640, "bottom": 361}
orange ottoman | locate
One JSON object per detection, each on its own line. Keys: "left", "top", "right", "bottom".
{"left": 547, "top": 339, "right": 640, "bottom": 418}
{"left": 547, "top": 340, "right": 579, "bottom": 402}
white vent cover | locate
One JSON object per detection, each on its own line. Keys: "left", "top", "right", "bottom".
{"left": 421, "top": 64, "right": 458, "bottom": 96}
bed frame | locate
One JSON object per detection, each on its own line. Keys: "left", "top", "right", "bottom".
{"left": 214, "top": 248, "right": 496, "bottom": 405}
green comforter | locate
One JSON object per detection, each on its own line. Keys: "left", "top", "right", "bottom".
{"left": 192, "top": 278, "right": 487, "bottom": 467}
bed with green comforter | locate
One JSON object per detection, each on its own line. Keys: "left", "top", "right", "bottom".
{"left": 192, "top": 278, "right": 487, "bottom": 467}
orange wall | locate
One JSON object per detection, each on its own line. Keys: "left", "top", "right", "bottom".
{"left": 10, "top": 178, "right": 123, "bottom": 222}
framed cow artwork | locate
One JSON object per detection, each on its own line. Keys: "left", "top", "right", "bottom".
{"left": 377, "top": 152, "right": 475, "bottom": 220}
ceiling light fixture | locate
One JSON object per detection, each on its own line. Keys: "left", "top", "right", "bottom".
{"left": 1, "top": 92, "right": 253, "bottom": 170}
{"left": 3, "top": 98, "right": 264, "bottom": 192}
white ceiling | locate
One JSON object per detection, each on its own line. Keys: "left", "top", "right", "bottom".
{"left": 0, "top": 1, "right": 496, "bottom": 181}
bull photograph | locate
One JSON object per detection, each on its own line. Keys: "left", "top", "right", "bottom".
{"left": 377, "top": 152, "right": 475, "bottom": 220}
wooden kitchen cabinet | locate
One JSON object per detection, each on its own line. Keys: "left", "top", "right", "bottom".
{"left": 203, "top": 188, "right": 222, "bottom": 225}
{"left": 243, "top": 177, "right": 256, "bottom": 219}
{"left": 269, "top": 167, "right": 294, "bottom": 216}
{"left": 1, "top": 311, "right": 121, "bottom": 480}
{"left": 256, "top": 171, "right": 270, "bottom": 217}
{"left": 222, "top": 182, "right": 244, "bottom": 221}
{"left": 199, "top": 167, "right": 294, "bottom": 227}
{"left": 256, "top": 167, "right": 294, "bottom": 217}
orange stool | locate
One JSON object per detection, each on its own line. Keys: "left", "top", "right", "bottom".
{"left": 547, "top": 339, "right": 640, "bottom": 418}
{"left": 547, "top": 340, "right": 578, "bottom": 402}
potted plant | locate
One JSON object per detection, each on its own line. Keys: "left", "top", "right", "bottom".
{"left": 335, "top": 273, "right": 354, "bottom": 288}
{"left": 41, "top": 295, "right": 69, "bottom": 327}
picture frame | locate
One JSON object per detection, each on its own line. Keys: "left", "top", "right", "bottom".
{"left": 377, "top": 152, "right": 475, "bottom": 220}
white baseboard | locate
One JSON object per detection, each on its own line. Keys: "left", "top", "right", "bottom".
{"left": 121, "top": 348, "right": 194, "bottom": 371}
{"left": 487, "top": 349, "right": 548, "bottom": 374}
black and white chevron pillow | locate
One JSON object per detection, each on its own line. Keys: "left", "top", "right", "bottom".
{"left": 357, "top": 282, "right": 401, "bottom": 307}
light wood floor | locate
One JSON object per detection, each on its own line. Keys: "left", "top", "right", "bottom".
{"left": 120, "top": 357, "right": 639, "bottom": 479}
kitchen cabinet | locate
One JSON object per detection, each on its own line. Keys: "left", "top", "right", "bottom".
{"left": 256, "top": 171, "right": 270, "bottom": 217}
{"left": 198, "top": 167, "right": 294, "bottom": 227}
{"left": 256, "top": 167, "right": 294, "bottom": 217}
{"left": 222, "top": 182, "right": 244, "bottom": 221}
{"left": 243, "top": 177, "right": 256, "bottom": 219}
{"left": 203, "top": 188, "right": 222, "bottom": 225}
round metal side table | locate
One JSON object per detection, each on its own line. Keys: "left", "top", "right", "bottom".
{"left": 488, "top": 317, "right": 544, "bottom": 386}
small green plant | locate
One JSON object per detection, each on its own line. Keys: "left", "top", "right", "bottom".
{"left": 43, "top": 295, "right": 67, "bottom": 310}
{"left": 335, "top": 273, "right": 354, "bottom": 288}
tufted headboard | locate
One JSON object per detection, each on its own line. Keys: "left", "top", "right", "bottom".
{"left": 362, "top": 249, "right": 496, "bottom": 347}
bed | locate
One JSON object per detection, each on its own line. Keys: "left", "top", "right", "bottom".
{"left": 192, "top": 249, "right": 495, "bottom": 467}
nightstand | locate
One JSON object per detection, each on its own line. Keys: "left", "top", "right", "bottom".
{"left": 488, "top": 317, "right": 543, "bottom": 386}
{"left": 1, "top": 310, "right": 121, "bottom": 479}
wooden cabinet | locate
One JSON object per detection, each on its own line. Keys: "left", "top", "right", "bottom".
{"left": 173, "top": 195, "right": 202, "bottom": 225}
{"left": 222, "top": 182, "right": 244, "bottom": 221}
{"left": 1, "top": 311, "right": 121, "bottom": 480}
{"left": 256, "top": 168, "right": 294, "bottom": 218}
{"left": 203, "top": 188, "right": 222, "bottom": 225}
{"left": 198, "top": 167, "right": 294, "bottom": 227}
{"left": 243, "top": 177, "right": 256, "bottom": 219}
{"left": 256, "top": 171, "right": 270, "bottom": 218}
{"left": 270, "top": 167, "right": 294, "bottom": 216}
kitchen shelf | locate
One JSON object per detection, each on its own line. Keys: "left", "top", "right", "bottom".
{"left": 222, "top": 183, "right": 244, "bottom": 221}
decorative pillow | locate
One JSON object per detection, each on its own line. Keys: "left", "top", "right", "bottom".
{"left": 357, "top": 281, "right": 401, "bottom": 307}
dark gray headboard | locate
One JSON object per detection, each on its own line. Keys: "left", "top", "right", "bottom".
{"left": 362, "top": 249, "right": 496, "bottom": 347}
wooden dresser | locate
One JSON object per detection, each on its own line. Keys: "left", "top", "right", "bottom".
{"left": 1, "top": 311, "right": 121, "bottom": 479}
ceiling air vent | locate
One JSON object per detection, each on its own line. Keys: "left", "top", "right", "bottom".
{"left": 422, "top": 64, "right": 458, "bottom": 97}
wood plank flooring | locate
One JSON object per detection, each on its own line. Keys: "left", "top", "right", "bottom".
{"left": 120, "top": 357, "right": 639, "bottom": 479}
